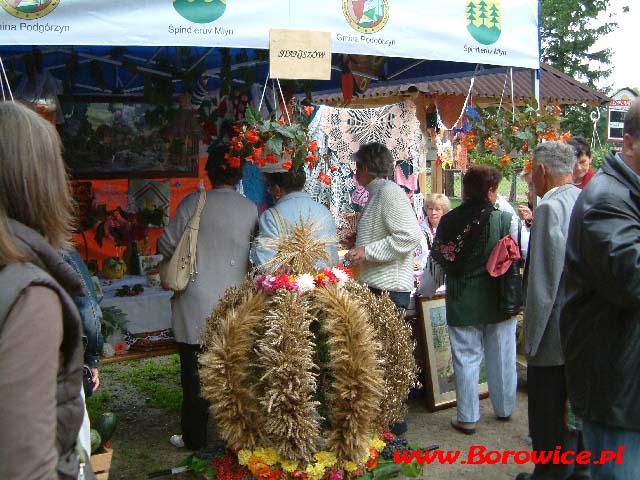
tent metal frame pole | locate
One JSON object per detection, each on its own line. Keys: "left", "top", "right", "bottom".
{"left": 47, "top": 47, "right": 173, "bottom": 78}
{"left": 532, "top": 68, "right": 540, "bottom": 108}
{"left": 330, "top": 65, "right": 379, "bottom": 80}
{"left": 123, "top": 46, "right": 165, "bottom": 89}
{"left": 185, "top": 47, "right": 214, "bottom": 75}
{"left": 203, "top": 59, "right": 268, "bottom": 77}
{"left": 387, "top": 60, "right": 426, "bottom": 80}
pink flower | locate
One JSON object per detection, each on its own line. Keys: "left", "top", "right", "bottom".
{"left": 272, "top": 274, "right": 291, "bottom": 290}
{"left": 255, "top": 275, "right": 266, "bottom": 290}
{"left": 329, "top": 468, "right": 344, "bottom": 480}
{"left": 262, "top": 277, "right": 277, "bottom": 295}
{"left": 440, "top": 242, "right": 457, "bottom": 261}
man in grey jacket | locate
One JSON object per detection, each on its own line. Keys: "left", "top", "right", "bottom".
{"left": 561, "top": 99, "right": 640, "bottom": 479}
{"left": 517, "top": 141, "right": 587, "bottom": 480}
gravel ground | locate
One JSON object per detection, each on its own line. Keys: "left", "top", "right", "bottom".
{"left": 96, "top": 358, "right": 532, "bottom": 480}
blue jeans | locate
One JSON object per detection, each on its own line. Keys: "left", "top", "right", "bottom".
{"left": 582, "top": 419, "right": 640, "bottom": 479}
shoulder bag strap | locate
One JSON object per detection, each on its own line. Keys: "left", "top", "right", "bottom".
{"left": 268, "top": 206, "right": 288, "bottom": 237}
{"left": 517, "top": 218, "right": 523, "bottom": 258}
{"left": 499, "top": 210, "right": 511, "bottom": 238}
{"left": 189, "top": 189, "right": 207, "bottom": 229}
{"left": 185, "top": 190, "right": 207, "bottom": 277}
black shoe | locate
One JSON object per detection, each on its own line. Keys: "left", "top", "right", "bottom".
{"left": 515, "top": 473, "right": 532, "bottom": 480}
{"left": 390, "top": 420, "right": 408, "bottom": 436}
{"left": 450, "top": 418, "right": 476, "bottom": 435}
{"left": 497, "top": 415, "right": 511, "bottom": 421}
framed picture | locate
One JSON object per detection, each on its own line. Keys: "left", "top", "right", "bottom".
{"left": 138, "top": 255, "right": 164, "bottom": 275}
{"left": 418, "top": 295, "right": 489, "bottom": 411}
{"left": 60, "top": 96, "right": 200, "bottom": 179}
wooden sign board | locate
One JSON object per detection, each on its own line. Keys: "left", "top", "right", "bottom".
{"left": 269, "top": 29, "right": 331, "bottom": 80}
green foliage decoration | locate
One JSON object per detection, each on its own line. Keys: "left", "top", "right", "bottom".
{"left": 464, "top": 101, "right": 570, "bottom": 177}
{"left": 101, "top": 306, "right": 128, "bottom": 340}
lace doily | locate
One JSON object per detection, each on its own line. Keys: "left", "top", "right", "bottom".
{"left": 319, "top": 100, "right": 426, "bottom": 173}
{"left": 304, "top": 101, "right": 426, "bottom": 244}
{"left": 304, "top": 150, "right": 356, "bottom": 230}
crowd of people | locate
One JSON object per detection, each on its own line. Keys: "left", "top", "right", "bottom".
{"left": 1, "top": 97, "right": 639, "bottom": 480}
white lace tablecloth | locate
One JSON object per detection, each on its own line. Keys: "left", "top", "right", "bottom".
{"left": 99, "top": 275, "right": 172, "bottom": 334}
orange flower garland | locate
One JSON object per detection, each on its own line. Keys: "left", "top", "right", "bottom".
{"left": 223, "top": 106, "right": 331, "bottom": 183}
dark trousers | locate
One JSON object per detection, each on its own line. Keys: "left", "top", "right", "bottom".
{"left": 177, "top": 342, "right": 209, "bottom": 450}
{"left": 527, "top": 365, "right": 590, "bottom": 479}
{"left": 368, "top": 287, "right": 411, "bottom": 312}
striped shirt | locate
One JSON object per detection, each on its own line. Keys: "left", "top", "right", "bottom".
{"left": 356, "top": 178, "right": 422, "bottom": 292}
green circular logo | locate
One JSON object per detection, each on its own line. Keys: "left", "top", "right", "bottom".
{"left": 173, "top": 0, "right": 226, "bottom": 24}
{"left": 0, "top": 0, "right": 59, "bottom": 20}
{"left": 342, "top": 0, "right": 389, "bottom": 34}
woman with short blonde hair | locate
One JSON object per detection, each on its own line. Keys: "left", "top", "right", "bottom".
{"left": 424, "top": 193, "right": 451, "bottom": 213}
{"left": 415, "top": 193, "right": 452, "bottom": 270}
{"left": 0, "top": 101, "right": 88, "bottom": 479}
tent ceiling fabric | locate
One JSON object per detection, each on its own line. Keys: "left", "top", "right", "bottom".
{"left": 1, "top": 45, "right": 491, "bottom": 97}
{"left": 1, "top": 45, "right": 607, "bottom": 107}
{"left": 312, "top": 63, "right": 610, "bottom": 106}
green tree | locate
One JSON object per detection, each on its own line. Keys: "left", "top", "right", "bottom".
{"left": 557, "top": 103, "right": 609, "bottom": 140}
{"left": 540, "top": 1, "right": 629, "bottom": 138}
{"left": 467, "top": 2, "right": 477, "bottom": 23}
{"left": 478, "top": 0, "right": 488, "bottom": 25}
{"left": 489, "top": 4, "right": 499, "bottom": 28}
{"left": 540, "top": 0, "right": 628, "bottom": 88}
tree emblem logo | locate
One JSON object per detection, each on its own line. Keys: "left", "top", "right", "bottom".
{"left": 173, "top": 0, "right": 226, "bottom": 24}
{"left": 466, "top": 0, "right": 501, "bottom": 45}
{"left": 342, "top": 0, "right": 389, "bottom": 34}
{"left": 0, "top": 0, "right": 60, "bottom": 20}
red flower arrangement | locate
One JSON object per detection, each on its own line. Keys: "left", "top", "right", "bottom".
{"left": 94, "top": 207, "right": 148, "bottom": 248}
{"left": 223, "top": 106, "right": 331, "bottom": 184}
{"left": 209, "top": 452, "right": 252, "bottom": 480}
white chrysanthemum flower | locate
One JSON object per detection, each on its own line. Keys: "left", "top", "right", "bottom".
{"left": 297, "top": 273, "right": 316, "bottom": 293}
{"left": 331, "top": 267, "right": 351, "bottom": 287}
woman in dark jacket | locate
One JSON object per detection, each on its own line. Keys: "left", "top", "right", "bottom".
{"left": 419, "top": 165, "right": 517, "bottom": 435}
{"left": 0, "top": 101, "right": 88, "bottom": 479}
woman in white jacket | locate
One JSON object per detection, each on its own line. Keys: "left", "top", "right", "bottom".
{"left": 345, "top": 142, "right": 422, "bottom": 312}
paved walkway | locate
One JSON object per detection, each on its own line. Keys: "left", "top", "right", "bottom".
{"left": 404, "top": 374, "right": 531, "bottom": 479}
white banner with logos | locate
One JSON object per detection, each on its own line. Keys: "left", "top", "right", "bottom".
{"left": 0, "top": 0, "right": 539, "bottom": 68}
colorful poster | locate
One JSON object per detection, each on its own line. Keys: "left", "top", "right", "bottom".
{"left": 0, "top": 0, "right": 539, "bottom": 68}
{"left": 128, "top": 179, "right": 170, "bottom": 227}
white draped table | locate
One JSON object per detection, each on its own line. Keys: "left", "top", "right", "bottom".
{"left": 99, "top": 275, "right": 173, "bottom": 335}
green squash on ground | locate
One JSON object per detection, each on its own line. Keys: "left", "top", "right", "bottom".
{"left": 90, "top": 429, "right": 102, "bottom": 454}
{"left": 94, "top": 412, "right": 118, "bottom": 443}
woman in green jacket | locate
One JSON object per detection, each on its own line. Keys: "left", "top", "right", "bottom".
{"left": 419, "top": 165, "right": 517, "bottom": 435}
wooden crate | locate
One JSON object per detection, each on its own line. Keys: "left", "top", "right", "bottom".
{"left": 91, "top": 447, "right": 112, "bottom": 480}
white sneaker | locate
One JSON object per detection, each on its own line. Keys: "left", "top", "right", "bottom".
{"left": 169, "top": 434, "right": 185, "bottom": 449}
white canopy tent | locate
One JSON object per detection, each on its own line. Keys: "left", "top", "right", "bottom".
{"left": 0, "top": 0, "right": 539, "bottom": 69}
